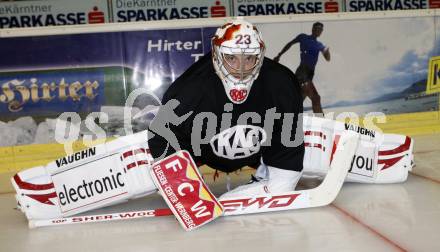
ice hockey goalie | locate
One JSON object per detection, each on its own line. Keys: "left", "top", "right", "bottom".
{"left": 11, "top": 116, "right": 414, "bottom": 221}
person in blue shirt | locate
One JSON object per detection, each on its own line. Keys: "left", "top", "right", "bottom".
{"left": 274, "top": 22, "right": 330, "bottom": 114}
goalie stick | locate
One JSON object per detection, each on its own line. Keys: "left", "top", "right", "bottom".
{"left": 28, "top": 209, "right": 173, "bottom": 228}
{"left": 28, "top": 133, "right": 359, "bottom": 228}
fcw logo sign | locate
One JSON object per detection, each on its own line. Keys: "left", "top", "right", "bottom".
{"left": 210, "top": 125, "right": 267, "bottom": 159}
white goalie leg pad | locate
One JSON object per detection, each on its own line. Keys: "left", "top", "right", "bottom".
{"left": 11, "top": 165, "right": 60, "bottom": 220}
{"left": 219, "top": 164, "right": 302, "bottom": 199}
{"left": 302, "top": 116, "right": 336, "bottom": 178}
{"left": 302, "top": 115, "right": 414, "bottom": 183}
{"left": 11, "top": 130, "right": 157, "bottom": 220}
{"left": 266, "top": 166, "right": 302, "bottom": 192}
{"left": 372, "top": 133, "right": 414, "bottom": 183}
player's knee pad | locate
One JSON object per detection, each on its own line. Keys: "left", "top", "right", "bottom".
{"left": 11, "top": 130, "right": 158, "bottom": 220}
{"left": 302, "top": 116, "right": 413, "bottom": 183}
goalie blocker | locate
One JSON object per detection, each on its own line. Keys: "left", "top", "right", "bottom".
{"left": 11, "top": 116, "right": 414, "bottom": 222}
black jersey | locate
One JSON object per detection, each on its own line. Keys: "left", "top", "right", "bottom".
{"left": 148, "top": 53, "right": 304, "bottom": 173}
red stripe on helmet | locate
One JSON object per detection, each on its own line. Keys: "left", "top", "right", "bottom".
{"left": 213, "top": 24, "right": 241, "bottom": 46}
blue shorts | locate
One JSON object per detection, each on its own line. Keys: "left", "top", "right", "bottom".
{"left": 295, "top": 64, "right": 315, "bottom": 84}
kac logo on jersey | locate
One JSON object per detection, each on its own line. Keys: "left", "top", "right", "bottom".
{"left": 210, "top": 125, "right": 267, "bottom": 160}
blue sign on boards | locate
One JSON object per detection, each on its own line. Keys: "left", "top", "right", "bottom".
{"left": 0, "top": 70, "right": 105, "bottom": 115}
{"left": 112, "top": 0, "right": 230, "bottom": 22}
{"left": 0, "top": 27, "right": 217, "bottom": 118}
{"left": 0, "top": 28, "right": 216, "bottom": 79}
{"left": 346, "top": 0, "right": 428, "bottom": 12}
{"left": 0, "top": 0, "right": 109, "bottom": 29}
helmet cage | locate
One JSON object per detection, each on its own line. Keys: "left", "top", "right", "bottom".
{"left": 212, "top": 44, "right": 265, "bottom": 103}
{"left": 220, "top": 46, "right": 261, "bottom": 82}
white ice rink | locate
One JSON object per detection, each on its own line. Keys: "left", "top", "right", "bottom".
{"left": 1, "top": 134, "right": 440, "bottom": 252}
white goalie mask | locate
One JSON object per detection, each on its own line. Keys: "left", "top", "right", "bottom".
{"left": 212, "top": 19, "right": 266, "bottom": 104}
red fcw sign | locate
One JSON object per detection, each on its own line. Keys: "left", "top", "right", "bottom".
{"left": 150, "top": 151, "right": 223, "bottom": 231}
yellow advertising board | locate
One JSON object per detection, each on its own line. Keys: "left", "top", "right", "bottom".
{"left": 427, "top": 56, "right": 440, "bottom": 94}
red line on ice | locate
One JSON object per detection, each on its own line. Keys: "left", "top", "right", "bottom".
{"left": 331, "top": 203, "right": 408, "bottom": 252}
